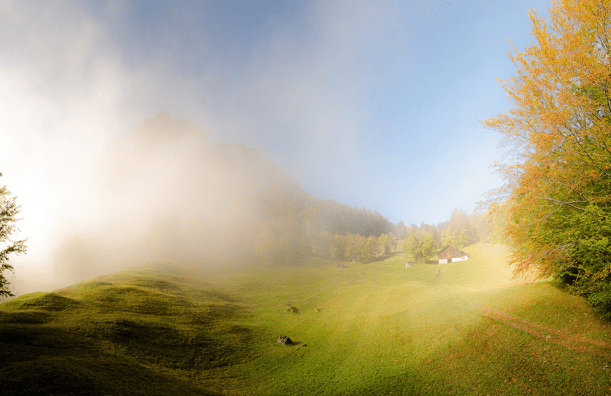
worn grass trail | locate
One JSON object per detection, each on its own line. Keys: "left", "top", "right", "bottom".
{"left": 458, "top": 298, "right": 611, "bottom": 359}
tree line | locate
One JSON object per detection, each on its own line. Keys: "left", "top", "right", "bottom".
{"left": 400, "top": 207, "right": 507, "bottom": 264}
{"left": 252, "top": 195, "right": 398, "bottom": 265}
{"left": 253, "top": 195, "right": 507, "bottom": 266}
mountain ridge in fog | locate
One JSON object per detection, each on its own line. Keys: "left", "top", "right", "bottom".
{"left": 52, "top": 112, "right": 394, "bottom": 285}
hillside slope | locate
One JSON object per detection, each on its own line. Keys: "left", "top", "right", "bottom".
{"left": 3, "top": 244, "right": 611, "bottom": 395}
{"left": 0, "top": 264, "right": 252, "bottom": 395}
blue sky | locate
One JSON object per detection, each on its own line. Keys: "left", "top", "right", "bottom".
{"left": 106, "top": 0, "right": 550, "bottom": 226}
{"left": 1, "top": 0, "right": 553, "bottom": 280}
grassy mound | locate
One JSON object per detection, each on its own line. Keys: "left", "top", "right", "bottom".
{"left": 0, "top": 263, "right": 251, "bottom": 395}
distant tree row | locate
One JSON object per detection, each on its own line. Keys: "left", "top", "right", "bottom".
{"left": 253, "top": 193, "right": 398, "bottom": 265}
{"left": 305, "top": 198, "right": 395, "bottom": 237}
{"left": 437, "top": 208, "right": 508, "bottom": 249}
{"left": 258, "top": 192, "right": 396, "bottom": 233}
{"left": 323, "top": 232, "right": 398, "bottom": 262}
{"left": 401, "top": 207, "right": 508, "bottom": 264}
{"left": 252, "top": 193, "right": 508, "bottom": 266}
{"left": 254, "top": 213, "right": 399, "bottom": 265}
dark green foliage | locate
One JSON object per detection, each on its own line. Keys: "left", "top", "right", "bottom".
{"left": 558, "top": 266, "right": 580, "bottom": 286}
{"left": 0, "top": 357, "right": 222, "bottom": 396}
{"left": 586, "top": 287, "right": 611, "bottom": 319}
{"left": 549, "top": 205, "right": 611, "bottom": 317}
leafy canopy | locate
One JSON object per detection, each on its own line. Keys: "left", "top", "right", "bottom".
{"left": 483, "top": 0, "right": 611, "bottom": 314}
{"left": 403, "top": 230, "right": 437, "bottom": 264}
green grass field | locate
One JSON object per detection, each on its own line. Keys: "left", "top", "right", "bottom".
{"left": 2, "top": 243, "right": 611, "bottom": 395}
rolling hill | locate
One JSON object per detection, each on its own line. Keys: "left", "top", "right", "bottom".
{"left": 2, "top": 243, "right": 611, "bottom": 395}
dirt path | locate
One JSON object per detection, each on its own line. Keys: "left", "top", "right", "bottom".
{"left": 456, "top": 298, "right": 611, "bottom": 359}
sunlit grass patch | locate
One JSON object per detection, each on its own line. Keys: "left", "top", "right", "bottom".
{"left": 410, "top": 311, "right": 611, "bottom": 396}
{"left": 2, "top": 292, "right": 82, "bottom": 312}
{"left": 222, "top": 250, "right": 611, "bottom": 395}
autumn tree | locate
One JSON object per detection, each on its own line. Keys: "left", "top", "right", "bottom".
{"left": 483, "top": 0, "right": 611, "bottom": 315}
{"left": 345, "top": 233, "right": 360, "bottom": 262}
{"left": 358, "top": 235, "right": 374, "bottom": 262}
{"left": 0, "top": 173, "right": 27, "bottom": 297}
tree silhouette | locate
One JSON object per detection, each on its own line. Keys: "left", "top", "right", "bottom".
{"left": 0, "top": 173, "right": 27, "bottom": 297}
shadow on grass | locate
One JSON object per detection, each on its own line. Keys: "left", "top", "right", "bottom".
{"left": 0, "top": 356, "right": 223, "bottom": 396}
{"left": 0, "top": 267, "right": 256, "bottom": 396}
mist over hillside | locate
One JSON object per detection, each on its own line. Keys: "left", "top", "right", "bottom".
{"left": 50, "top": 112, "right": 394, "bottom": 287}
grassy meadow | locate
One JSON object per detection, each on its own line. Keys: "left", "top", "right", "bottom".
{"left": 2, "top": 243, "right": 611, "bottom": 395}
